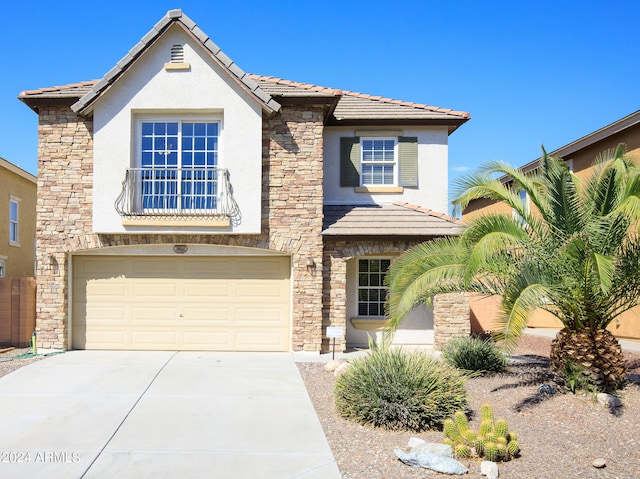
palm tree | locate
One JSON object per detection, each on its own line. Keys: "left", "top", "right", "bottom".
{"left": 385, "top": 144, "right": 640, "bottom": 392}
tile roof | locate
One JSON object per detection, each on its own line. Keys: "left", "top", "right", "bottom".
{"left": 18, "top": 9, "right": 470, "bottom": 130}
{"left": 322, "top": 202, "right": 463, "bottom": 236}
{"left": 69, "top": 10, "right": 280, "bottom": 115}
{"left": 251, "top": 75, "right": 470, "bottom": 125}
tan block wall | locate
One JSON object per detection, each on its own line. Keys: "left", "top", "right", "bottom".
{"left": 35, "top": 105, "right": 325, "bottom": 351}
{"left": 433, "top": 292, "right": 470, "bottom": 350}
{"left": 0, "top": 277, "right": 36, "bottom": 347}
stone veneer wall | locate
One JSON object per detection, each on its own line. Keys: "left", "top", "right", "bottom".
{"left": 432, "top": 292, "right": 470, "bottom": 350}
{"left": 35, "top": 105, "right": 325, "bottom": 351}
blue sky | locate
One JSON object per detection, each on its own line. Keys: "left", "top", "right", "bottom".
{"left": 2, "top": 0, "right": 639, "bottom": 204}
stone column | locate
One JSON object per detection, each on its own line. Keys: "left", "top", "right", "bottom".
{"left": 433, "top": 292, "right": 470, "bottom": 350}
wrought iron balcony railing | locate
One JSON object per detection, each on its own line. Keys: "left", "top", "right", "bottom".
{"left": 115, "top": 168, "right": 240, "bottom": 221}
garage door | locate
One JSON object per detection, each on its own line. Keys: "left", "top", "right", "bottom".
{"left": 72, "top": 255, "right": 290, "bottom": 351}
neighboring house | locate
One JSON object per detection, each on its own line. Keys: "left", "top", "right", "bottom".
{"left": 0, "top": 157, "right": 36, "bottom": 278}
{"left": 465, "top": 109, "right": 640, "bottom": 340}
{"left": 19, "top": 9, "right": 469, "bottom": 352}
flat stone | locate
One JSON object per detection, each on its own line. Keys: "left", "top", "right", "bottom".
{"left": 596, "top": 393, "right": 621, "bottom": 408}
{"left": 407, "top": 437, "right": 425, "bottom": 449}
{"left": 394, "top": 449, "right": 468, "bottom": 475}
{"left": 592, "top": 458, "right": 606, "bottom": 468}
{"left": 625, "top": 374, "right": 640, "bottom": 384}
{"left": 411, "top": 442, "right": 454, "bottom": 458}
{"left": 481, "top": 460, "right": 499, "bottom": 479}
{"left": 323, "top": 359, "right": 343, "bottom": 372}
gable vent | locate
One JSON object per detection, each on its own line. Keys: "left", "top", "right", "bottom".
{"left": 170, "top": 44, "right": 184, "bottom": 63}
{"left": 164, "top": 44, "right": 190, "bottom": 71}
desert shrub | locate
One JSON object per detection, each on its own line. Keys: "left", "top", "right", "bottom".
{"left": 441, "top": 335, "right": 507, "bottom": 373}
{"left": 334, "top": 347, "right": 468, "bottom": 431}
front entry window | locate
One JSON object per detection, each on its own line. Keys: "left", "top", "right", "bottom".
{"left": 358, "top": 258, "right": 391, "bottom": 316}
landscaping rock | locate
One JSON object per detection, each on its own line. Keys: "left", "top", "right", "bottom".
{"left": 625, "top": 374, "right": 640, "bottom": 384}
{"left": 394, "top": 448, "right": 468, "bottom": 475}
{"left": 323, "top": 359, "right": 343, "bottom": 372}
{"left": 481, "top": 460, "right": 499, "bottom": 479}
{"left": 333, "top": 362, "right": 351, "bottom": 377}
{"left": 538, "top": 383, "right": 556, "bottom": 394}
{"left": 411, "top": 442, "right": 454, "bottom": 458}
{"left": 592, "top": 458, "right": 606, "bottom": 468}
{"left": 407, "top": 437, "right": 425, "bottom": 449}
{"left": 596, "top": 393, "right": 621, "bottom": 408}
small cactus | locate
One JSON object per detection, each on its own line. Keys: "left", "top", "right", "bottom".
{"left": 455, "top": 443, "right": 472, "bottom": 458}
{"left": 508, "top": 440, "right": 521, "bottom": 457}
{"left": 496, "top": 443, "right": 508, "bottom": 461}
{"left": 454, "top": 411, "right": 470, "bottom": 433}
{"left": 444, "top": 418, "right": 463, "bottom": 443}
{"left": 441, "top": 404, "right": 520, "bottom": 463}
{"left": 479, "top": 420, "right": 494, "bottom": 436}
{"left": 495, "top": 418, "right": 509, "bottom": 438}
{"left": 484, "top": 431, "right": 497, "bottom": 443}
{"left": 463, "top": 429, "right": 476, "bottom": 444}
{"left": 481, "top": 403, "right": 494, "bottom": 423}
{"left": 484, "top": 441, "right": 498, "bottom": 462}
{"left": 474, "top": 435, "right": 486, "bottom": 455}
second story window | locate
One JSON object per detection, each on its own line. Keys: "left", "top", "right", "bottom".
{"left": 340, "top": 135, "right": 417, "bottom": 189}
{"left": 139, "top": 120, "right": 219, "bottom": 211}
{"left": 360, "top": 138, "right": 397, "bottom": 186}
{"left": 9, "top": 198, "right": 19, "bottom": 245}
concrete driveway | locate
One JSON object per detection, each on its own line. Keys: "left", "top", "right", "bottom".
{"left": 0, "top": 351, "right": 340, "bottom": 478}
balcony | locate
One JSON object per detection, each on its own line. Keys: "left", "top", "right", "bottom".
{"left": 115, "top": 168, "right": 240, "bottom": 227}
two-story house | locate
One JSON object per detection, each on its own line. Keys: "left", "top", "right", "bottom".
{"left": 19, "top": 10, "right": 469, "bottom": 352}
{"left": 0, "top": 157, "right": 36, "bottom": 278}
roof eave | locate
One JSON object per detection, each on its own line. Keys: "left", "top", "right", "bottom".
{"left": 325, "top": 117, "right": 469, "bottom": 134}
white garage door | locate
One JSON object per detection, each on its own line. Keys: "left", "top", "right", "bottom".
{"left": 72, "top": 255, "right": 290, "bottom": 351}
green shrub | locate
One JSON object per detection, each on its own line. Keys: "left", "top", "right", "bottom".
{"left": 441, "top": 335, "right": 507, "bottom": 373}
{"left": 334, "top": 347, "right": 468, "bottom": 431}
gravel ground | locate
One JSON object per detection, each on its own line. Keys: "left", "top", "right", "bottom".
{"left": 297, "top": 335, "right": 640, "bottom": 479}
{"left": 0, "top": 348, "right": 45, "bottom": 378}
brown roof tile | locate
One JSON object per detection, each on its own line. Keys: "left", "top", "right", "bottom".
{"left": 323, "top": 203, "right": 463, "bottom": 236}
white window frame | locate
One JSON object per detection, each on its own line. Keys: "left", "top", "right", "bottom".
{"left": 9, "top": 196, "right": 19, "bottom": 246}
{"left": 357, "top": 257, "right": 392, "bottom": 317}
{"left": 359, "top": 137, "right": 398, "bottom": 187}
{"left": 566, "top": 158, "right": 574, "bottom": 172}
{"left": 0, "top": 256, "right": 6, "bottom": 277}
{"left": 136, "top": 116, "right": 222, "bottom": 212}
{"left": 512, "top": 189, "right": 529, "bottom": 225}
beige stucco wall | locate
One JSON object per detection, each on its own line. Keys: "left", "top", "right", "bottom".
{"left": 323, "top": 126, "right": 450, "bottom": 213}
{"left": 0, "top": 159, "right": 36, "bottom": 277}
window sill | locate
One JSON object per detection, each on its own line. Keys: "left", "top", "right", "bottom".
{"left": 9, "top": 241, "right": 20, "bottom": 247}
{"left": 355, "top": 186, "right": 404, "bottom": 194}
{"left": 350, "top": 318, "right": 390, "bottom": 330}
{"left": 164, "top": 62, "right": 191, "bottom": 71}
{"left": 122, "top": 217, "right": 230, "bottom": 227}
